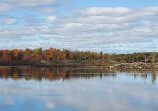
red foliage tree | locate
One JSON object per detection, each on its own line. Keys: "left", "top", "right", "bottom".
{"left": 2, "top": 50, "right": 10, "bottom": 61}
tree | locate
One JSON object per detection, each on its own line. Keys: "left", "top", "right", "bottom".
{"left": 63, "top": 49, "right": 70, "bottom": 60}
{"left": 99, "top": 51, "right": 103, "bottom": 59}
{"left": 47, "top": 48, "right": 57, "bottom": 60}
{"left": 13, "top": 49, "right": 23, "bottom": 61}
{"left": 0, "top": 50, "right": 3, "bottom": 61}
{"left": 33, "top": 48, "right": 42, "bottom": 60}
{"left": 2, "top": 50, "right": 10, "bottom": 61}
{"left": 22, "top": 48, "right": 32, "bottom": 61}
{"left": 151, "top": 53, "right": 156, "bottom": 63}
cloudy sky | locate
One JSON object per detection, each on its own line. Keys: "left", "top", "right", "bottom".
{"left": 0, "top": 0, "right": 158, "bottom": 53}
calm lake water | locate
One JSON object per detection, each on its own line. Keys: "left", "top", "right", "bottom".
{"left": 0, "top": 66, "right": 158, "bottom": 111}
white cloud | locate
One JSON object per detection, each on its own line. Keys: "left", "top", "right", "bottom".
{"left": 0, "top": 0, "right": 56, "bottom": 13}
{"left": 46, "top": 16, "right": 56, "bottom": 22}
{"left": 1, "top": 6, "right": 158, "bottom": 52}
{"left": 0, "top": 3, "right": 15, "bottom": 12}
{"left": 78, "top": 7, "right": 132, "bottom": 16}
{"left": 46, "top": 102, "right": 55, "bottom": 109}
{"left": 3, "top": 19, "right": 17, "bottom": 25}
{"left": 3, "top": 0, "right": 55, "bottom": 7}
{"left": 48, "top": 7, "right": 158, "bottom": 24}
{"left": 35, "top": 7, "right": 55, "bottom": 13}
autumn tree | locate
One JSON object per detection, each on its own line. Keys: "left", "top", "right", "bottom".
{"left": 12, "top": 49, "right": 23, "bottom": 61}
{"left": 2, "top": 50, "right": 10, "bottom": 61}
{"left": 0, "top": 50, "right": 3, "bottom": 61}
{"left": 33, "top": 48, "right": 42, "bottom": 60}
{"left": 22, "top": 48, "right": 32, "bottom": 61}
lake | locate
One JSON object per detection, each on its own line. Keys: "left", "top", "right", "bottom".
{"left": 0, "top": 66, "right": 158, "bottom": 111}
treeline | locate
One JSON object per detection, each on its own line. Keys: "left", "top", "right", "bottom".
{"left": 0, "top": 48, "right": 157, "bottom": 63}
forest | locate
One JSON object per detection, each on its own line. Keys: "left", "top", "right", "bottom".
{"left": 0, "top": 48, "right": 157, "bottom": 65}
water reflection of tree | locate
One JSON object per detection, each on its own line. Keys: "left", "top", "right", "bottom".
{"left": 0, "top": 67, "right": 157, "bottom": 84}
{"left": 152, "top": 71, "right": 157, "bottom": 84}
{"left": 0, "top": 67, "right": 116, "bottom": 82}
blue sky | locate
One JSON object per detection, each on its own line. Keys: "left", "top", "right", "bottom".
{"left": 0, "top": 0, "right": 158, "bottom": 53}
{"left": 71, "top": 0, "right": 158, "bottom": 8}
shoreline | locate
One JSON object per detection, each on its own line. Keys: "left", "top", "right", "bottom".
{"left": 0, "top": 62, "right": 158, "bottom": 70}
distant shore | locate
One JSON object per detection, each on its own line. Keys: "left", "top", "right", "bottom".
{"left": 0, "top": 60, "right": 158, "bottom": 70}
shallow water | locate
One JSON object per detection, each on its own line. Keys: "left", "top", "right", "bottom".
{"left": 0, "top": 66, "right": 158, "bottom": 111}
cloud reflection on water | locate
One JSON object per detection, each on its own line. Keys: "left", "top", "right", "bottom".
{"left": 0, "top": 67, "right": 158, "bottom": 111}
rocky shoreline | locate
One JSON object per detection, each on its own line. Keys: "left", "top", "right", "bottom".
{"left": 108, "top": 62, "right": 158, "bottom": 69}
